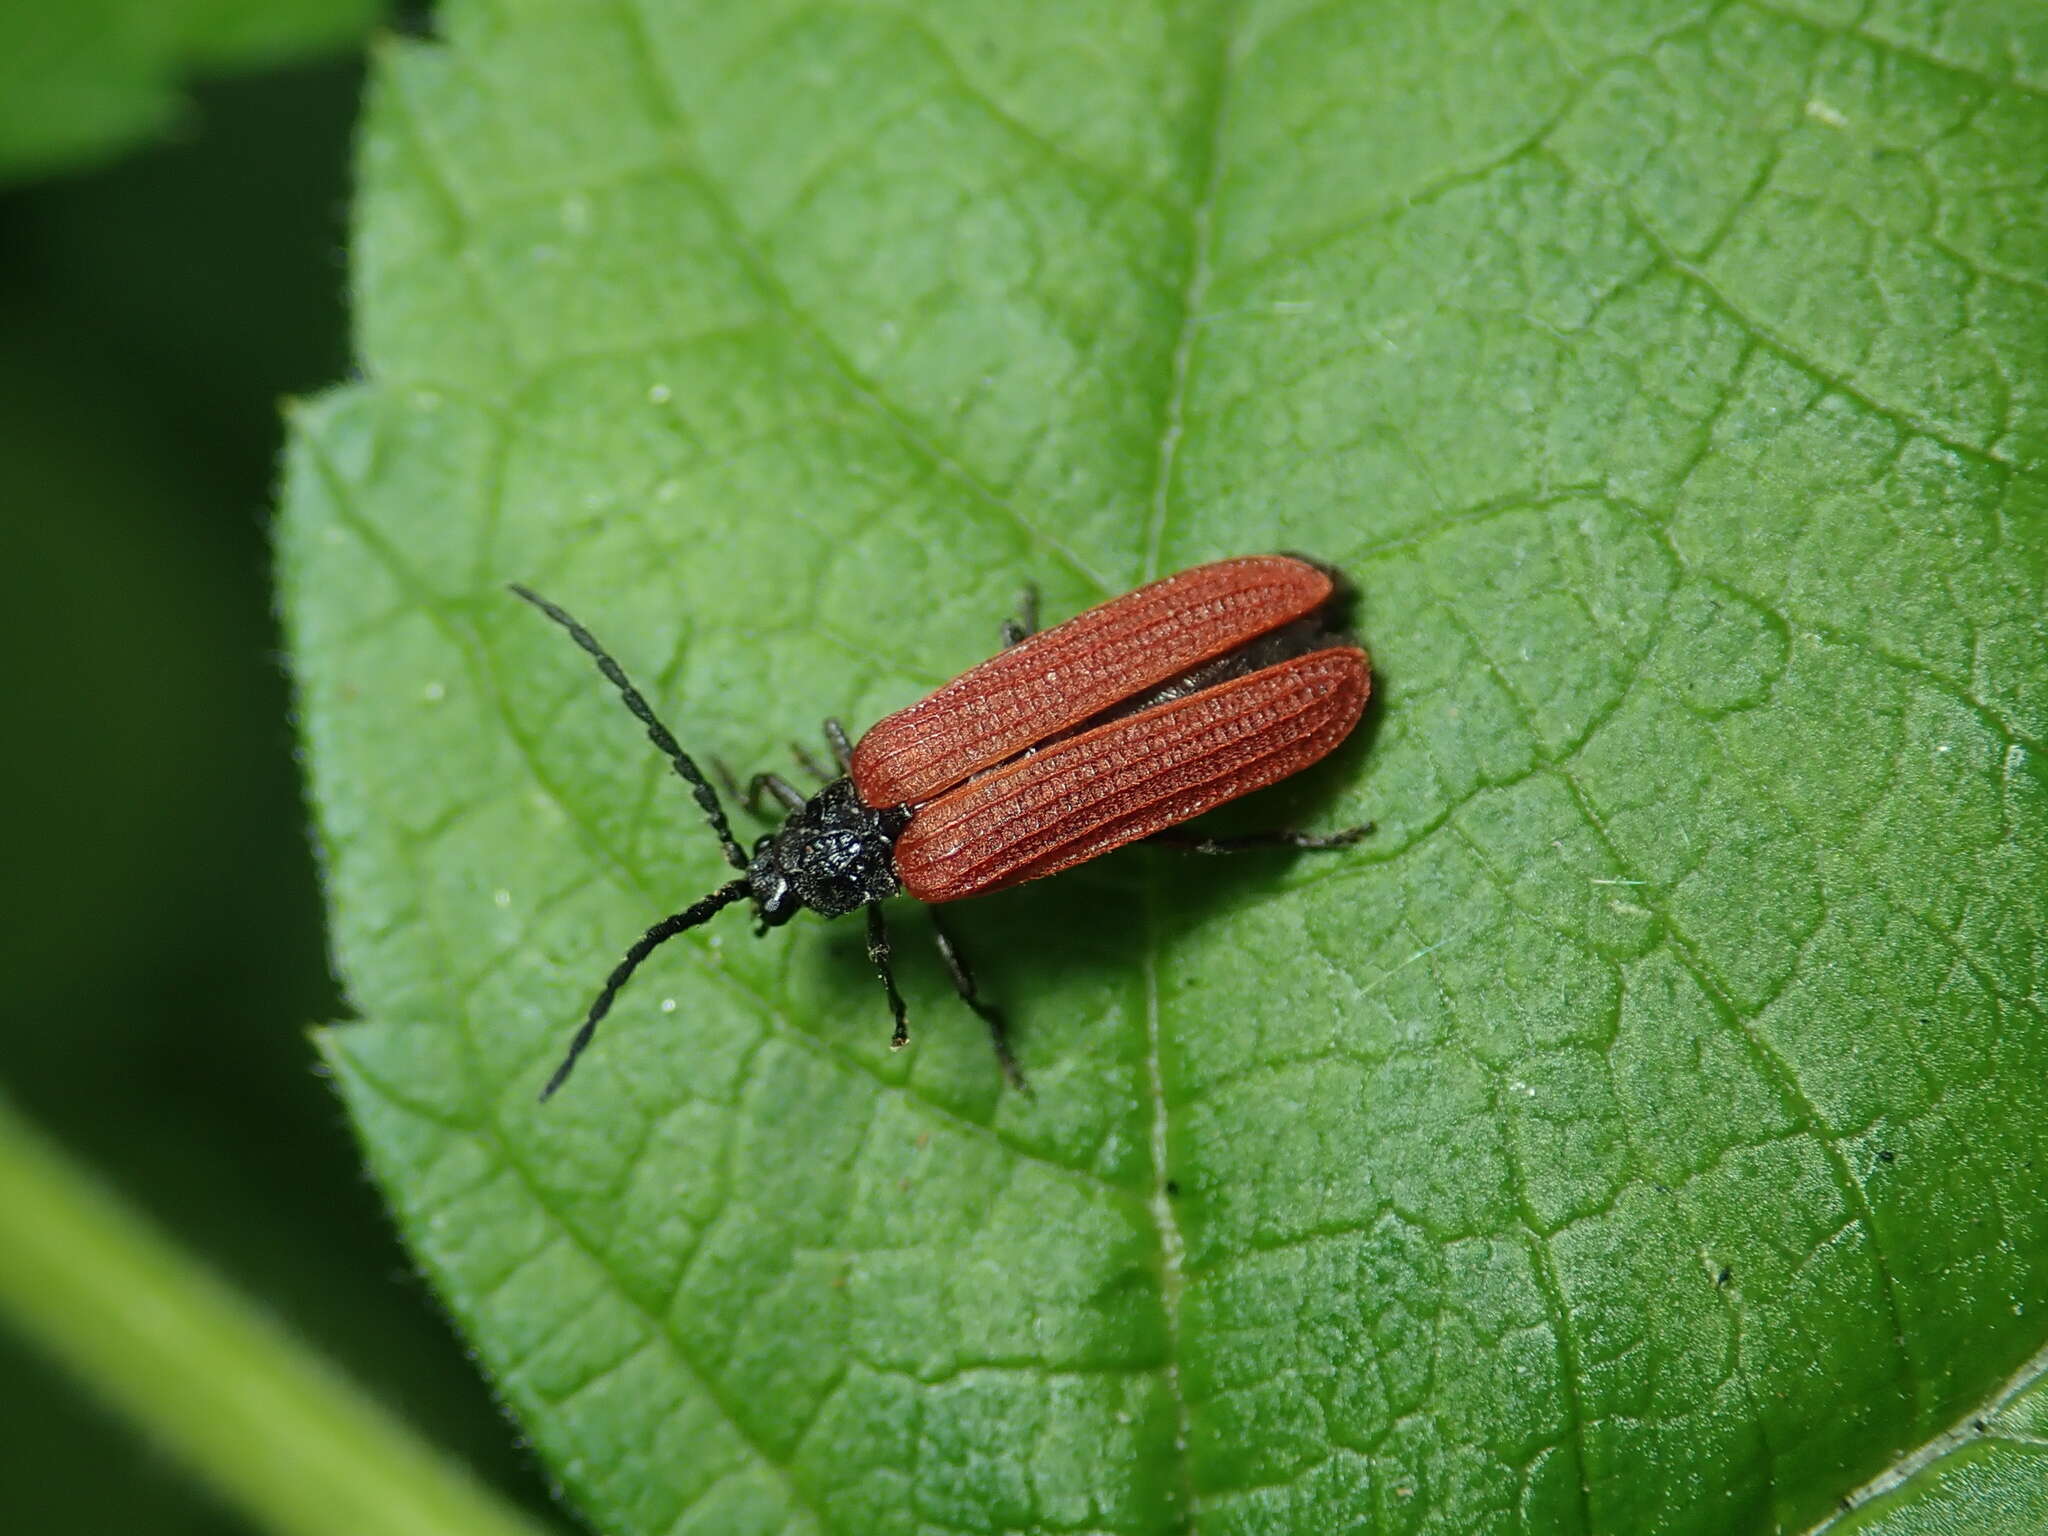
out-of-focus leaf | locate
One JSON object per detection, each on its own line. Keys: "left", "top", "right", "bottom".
{"left": 0, "top": 0, "right": 379, "bottom": 181}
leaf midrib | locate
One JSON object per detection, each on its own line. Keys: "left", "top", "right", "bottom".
{"left": 594, "top": 0, "right": 1253, "bottom": 1518}
{"left": 1131, "top": 5, "right": 1242, "bottom": 1527}
{"left": 585, "top": 0, "right": 1262, "bottom": 1521}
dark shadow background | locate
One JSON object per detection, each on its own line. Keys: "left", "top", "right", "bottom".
{"left": 0, "top": 57, "right": 559, "bottom": 1534}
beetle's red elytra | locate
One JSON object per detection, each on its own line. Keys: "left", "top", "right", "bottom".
{"left": 893, "top": 645, "right": 1368, "bottom": 902}
{"left": 851, "top": 555, "right": 1345, "bottom": 804}
{"left": 511, "top": 554, "right": 1372, "bottom": 1098}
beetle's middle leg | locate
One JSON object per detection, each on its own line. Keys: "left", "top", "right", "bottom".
{"left": 821, "top": 718, "right": 854, "bottom": 774}
{"left": 866, "top": 905, "right": 911, "bottom": 1051}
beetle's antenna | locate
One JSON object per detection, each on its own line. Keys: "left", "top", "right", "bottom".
{"left": 541, "top": 876, "right": 753, "bottom": 1100}
{"left": 510, "top": 584, "right": 749, "bottom": 872}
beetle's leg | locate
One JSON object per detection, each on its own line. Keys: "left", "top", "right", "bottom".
{"left": 866, "top": 906, "right": 911, "bottom": 1050}
{"left": 1150, "top": 822, "right": 1374, "bottom": 854}
{"left": 711, "top": 755, "right": 744, "bottom": 802}
{"left": 746, "top": 772, "right": 808, "bottom": 817}
{"left": 1000, "top": 584, "right": 1041, "bottom": 648}
{"left": 929, "top": 911, "right": 1029, "bottom": 1094}
{"left": 823, "top": 718, "right": 854, "bottom": 773}
{"left": 789, "top": 740, "right": 834, "bottom": 783}
{"left": 713, "top": 757, "right": 787, "bottom": 826}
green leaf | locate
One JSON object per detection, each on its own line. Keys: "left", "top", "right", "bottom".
{"left": 0, "top": 0, "right": 379, "bottom": 181}
{"left": 1825, "top": 1346, "right": 2048, "bottom": 1534}
{"left": 279, "top": 2, "right": 2048, "bottom": 1531}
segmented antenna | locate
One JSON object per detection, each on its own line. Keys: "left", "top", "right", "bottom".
{"left": 541, "top": 878, "right": 752, "bottom": 1099}
{"left": 509, "top": 584, "right": 748, "bottom": 872}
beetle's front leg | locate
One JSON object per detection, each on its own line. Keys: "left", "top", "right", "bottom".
{"left": 746, "top": 772, "right": 807, "bottom": 817}
{"left": 866, "top": 905, "right": 911, "bottom": 1050}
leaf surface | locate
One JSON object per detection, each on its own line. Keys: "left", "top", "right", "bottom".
{"left": 280, "top": 2, "right": 2048, "bottom": 1531}
{"left": 1825, "top": 1345, "right": 2048, "bottom": 1534}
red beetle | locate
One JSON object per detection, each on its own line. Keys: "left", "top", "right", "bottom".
{"left": 513, "top": 555, "right": 1371, "bottom": 1097}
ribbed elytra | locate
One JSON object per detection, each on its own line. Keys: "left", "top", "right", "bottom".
{"left": 511, "top": 555, "right": 1372, "bottom": 1099}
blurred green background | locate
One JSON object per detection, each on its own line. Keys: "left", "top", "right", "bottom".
{"left": 0, "top": 51, "right": 553, "bottom": 1534}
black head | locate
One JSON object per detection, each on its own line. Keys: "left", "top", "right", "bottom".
{"left": 511, "top": 582, "right": 914, "bottom": 1100}
{"left": 747, "top": 778, "right": 910, "bottom": 927}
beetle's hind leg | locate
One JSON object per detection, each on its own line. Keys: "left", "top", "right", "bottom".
{"left": 929, "top": 911, "right": 1028, "bottom": 1094}
{"left": 1000, "top": 585, "right": 1040, "bottom": 648}
{"left": 1149, "top": 822, "right": 1375, "bottom": 855}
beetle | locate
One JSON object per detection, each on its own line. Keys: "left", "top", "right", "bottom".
{"left": 512, "top": 554, "right": 1372, "bottom": 1099}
